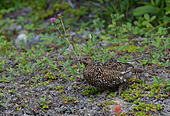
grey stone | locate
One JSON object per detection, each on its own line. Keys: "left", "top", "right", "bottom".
{"left": 8, "top": 23, "right": 22, "bottom": 31}
{"left": 67, "top": 85, "right": 72, "bottom": 91}
{"left": 23, "top": 6, "right": 32, "bottom": 13}
{"left": 0, "top": 83, "right": 5, "bottom": 88}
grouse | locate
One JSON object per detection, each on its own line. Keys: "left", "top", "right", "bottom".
{"left": 79, "top": 56, "right": 139, "bottom": 94}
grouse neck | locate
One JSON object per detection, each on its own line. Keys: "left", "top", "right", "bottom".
{"left": 86, "top": 61, "right": 95, "bottom": 67}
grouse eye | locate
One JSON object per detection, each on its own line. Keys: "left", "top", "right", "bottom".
{"left": 84, "top": 58, "right": 87, "bottom": 60}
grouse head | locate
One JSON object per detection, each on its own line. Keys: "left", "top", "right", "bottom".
{"left": 79, "top": 57, "right": 94, "bottom": 66}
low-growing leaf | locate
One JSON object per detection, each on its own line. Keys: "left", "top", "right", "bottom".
{"left": 154, "top": 76, "right": 159, "bottom": 83}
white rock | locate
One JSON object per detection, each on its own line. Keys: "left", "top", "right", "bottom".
{"left": 15, "top": 33, "right": 27, "bottom": 48}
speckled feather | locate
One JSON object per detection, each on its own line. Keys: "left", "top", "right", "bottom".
{"left": 79, "top": 57, "right": 134, "bottom": 89}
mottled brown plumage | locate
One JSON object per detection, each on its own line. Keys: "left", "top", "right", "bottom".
{"left": 79, "top": 57, "right": 134, "bottom": 89}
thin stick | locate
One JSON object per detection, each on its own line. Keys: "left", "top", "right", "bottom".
{"left": 60, "top": 19, "right": 66, "bottom": 35}
{"left": 64, "top": 38, "right": 80, "bottom": 65}
{"left": 54, "top": 23, "right": 80, "bottom": 65}
{"left": 54, "top": 24, "right": 63, "bottom": 36}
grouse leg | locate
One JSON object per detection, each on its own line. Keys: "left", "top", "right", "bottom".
{"left": 100, "top": 90, "right": 110, "bottom": 97}
{"left": 118, "top": 84, "right": 123, "bottom": 96}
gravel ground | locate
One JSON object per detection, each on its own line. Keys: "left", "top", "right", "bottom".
{"left": 0, "top": 54, "right": 170, "bottom": 115}
{"left": 0, "top": 4, "right": 170, "bottom": 116}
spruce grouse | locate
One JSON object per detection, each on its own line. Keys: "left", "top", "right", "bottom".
{"left": 79, "top": 57, "right": 141, "bottom": 94}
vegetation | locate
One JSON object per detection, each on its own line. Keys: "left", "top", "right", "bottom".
{"left": 0, "top": 0, "right": 169, "bottom": 115}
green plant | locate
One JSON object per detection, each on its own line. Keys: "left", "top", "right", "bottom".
{"left": 0, "top": 74, "right": 9, "bottom": 83}
{"left": 83, "top": 86, "right": 101, "bottom": 96}
{"left": 31, "top": 74, "right": 43, "bottom": 83}
{"left": 98, "top": 103, "right": 103, "bottom": 106}
{"left": 0, "top": 35, "right": 13, "bottom": 55}
{"left": 8, "top": 88, "right": 17, "bottom": 93}
{"left": 93, "top": 0, "right": 138, "bottom": 26}
{"left": 90, "top": 18, "right": 105, "bottom": 30}
{"left": 73, "top": 85, "right": 78, "bottom": 89}
{"left": 62, "top": 96, "right": 77, "bottom": 104}
{"left": 69, "top": 66, "right": 78, "bottom": 75}
{"left": 16, "top": 16, "right": 26, "bottom": 26}
{"left": 153, "top": 76, "right": 165, "bottom": 84}
{"left": 132, "top": 0, "right": 170, "bottom": 25}
{"left": 80, "top": 34, "right": 100, "bottom": 56}
{"left": 155, "top": 103, "right": 164, "bottom": 110}
{"left": 0, "top": 58, "right": 6, "bottom": 73}
{"left": 163, "top": 80, "right": 170, "bottom": 91}
{"left": 152, "top": 36, "right": 162, "bottom": 48}
{"left": 0, "top": 8, "right": 15, "bottom": 16}
{"left": 39, "top": 96, "right": 52, "bottom": 111}
{"left": 59, "top": 89, "right": 65, "bottom": 94}
{"left": 45, "top": 72, "right": 58, "bottom": 80}
{"left": 0, "top": 90, "right": 5, "bottom": 97}
{"left": 105, "top": 101, "right": 115, "bottom": 105}
{"left": 142, "top": 14, "right": 156, "bottom": 29}
{"left": 60, "top": 74, "right": 67, "bottom": 78}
